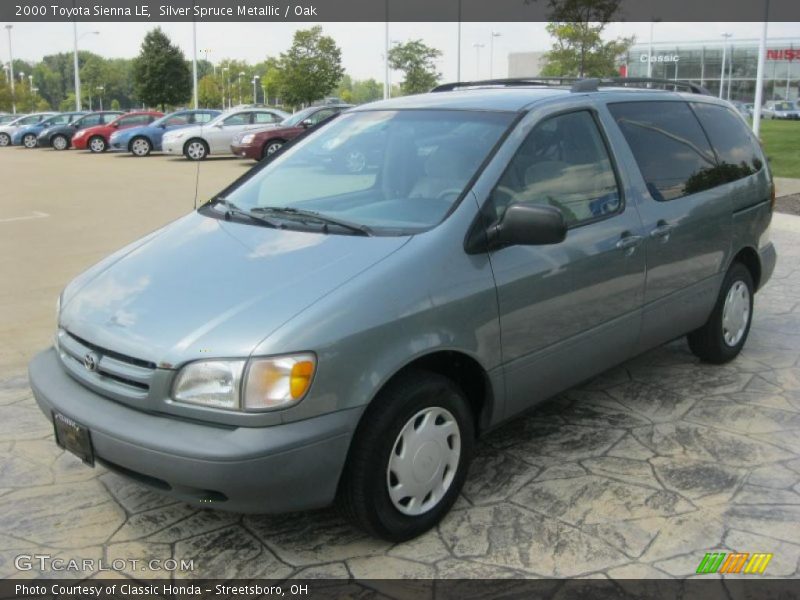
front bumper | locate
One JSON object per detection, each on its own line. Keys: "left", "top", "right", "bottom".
{"left": 109, "top": 138, "right": 128, "bottom": 152}
{"left": 36, "top": 133, "right": 52, "bottom": 147}
{"left": 162, "top": 138, "right": 182, "bottom": 154}
{"left": 230, "top": 143, "right": 259, "bottom": 160}
{"left": 71, "top": 135, "right": 89, "bottom": 150}
{"left": 29, "top": 348, "right": 359, "bottom": 513}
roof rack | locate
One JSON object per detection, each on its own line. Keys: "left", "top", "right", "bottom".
{"left": 431, "top": 77, "right": 712, "bottom": 96}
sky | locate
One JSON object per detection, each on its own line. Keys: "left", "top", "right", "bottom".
{"left": 2, "top": 21, "right": 799, "bottom": 81}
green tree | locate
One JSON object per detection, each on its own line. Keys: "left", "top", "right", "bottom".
{"left": 277, "top": 26, "right": 344, "bottom": 107}
{"left": 111, "top": 98, "right": 121, "bottom": 110}
{"left": 198, "top": 74, "right": 223, "bottom": 108}
{"left": 132, "top": 27, "right": 191, "bottom": 110}
{"left": 388, "top": 40, "right": 442, "bottom": 95}
{"left": 532, "top": 0, "right": 633, "bottom": 77}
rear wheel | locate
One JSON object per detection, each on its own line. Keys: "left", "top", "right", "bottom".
{"left": 184, "top": 139, "right": 208, "bottom": 161}
{"left": 336, "top": 370, "right": 474, "bottom": 541}
{"left": 88, "top": 136, "right": 106, "bottom": 153}
{"left": 688, "top": 262, "right": 754, "bottom": 364}
{"left": 52, "top": 135, "right": 69, "bottom": 151}
{"left": 22, "top": 133, "right": 38, "bottom": 148}
{"left": 262, "top": 140, "right": 284, "bottom": 159}
{"left": 0, "top": 132, "right": 10, "bottom": 146}
{"left": 130, "top": 137, "right": 152, "bottom": 157}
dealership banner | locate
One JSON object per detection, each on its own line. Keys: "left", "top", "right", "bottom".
{"left": 2, "top": 0, "right": 800, "bottom": 22}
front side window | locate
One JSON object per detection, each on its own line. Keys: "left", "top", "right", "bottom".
{"left": 220, "top": 109, "right": 514, "bottom": 234}
{"left": 192, "top": 112, "right": 215, "bottom": 124}
{"left": 608, "top": 101, "right": 717, "bottom": 201}
{"left": 78, "top": 115, "right": 103, "bottom": 127}
{"left": 691, "top": 103, "right": 764, "bottom": 184}
{"left": 489, "top": 110, "right": 621, "bottom": 226}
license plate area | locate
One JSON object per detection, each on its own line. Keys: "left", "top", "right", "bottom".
{"left": 53, "top": 412, "right": 94, "bottom": 466}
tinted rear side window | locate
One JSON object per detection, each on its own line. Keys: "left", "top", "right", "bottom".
{"left": 691, "top": 103, "right": 763, "bottom": 183}
{"left": 608, "top": 101, "right": 716, "bottom": 202}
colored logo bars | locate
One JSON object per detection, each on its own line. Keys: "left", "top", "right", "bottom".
{"left": 696, "top": 552, "right": 773, "bottom": 575}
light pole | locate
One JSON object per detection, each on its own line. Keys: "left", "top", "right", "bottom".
{"left": 719, "top": 32, "right": 732, "bottom": 98}
{"left": 5, "top": 25, "right": 15, "bottom": 113}
{"left": 222, "top": 66, "right": 229, "bottom": 109}
{"left": 252, "top": 75, "right": 260, "bottom": 104}
{"left": 386, "top": 40, "right": 400, "bottom": 98}
{"left": 456, "top": 0, "right": 461, "bottom": 82}
{"left": 73, "top": 27, "right": 99, "bottom": 110}
{"left": 238, "top": 71, "right": 244, "bottom": 105}
{"left": 647, "top": 21, "right": 655, "bottom": 78}
{"left": 473, "top": 43, "right": 485, "bottom": 79}
{"left": 752, "top": 3, "right": 769, "bottom": 137}
{"left": 202, "top": 48, "right": 215, "bottom": 76}
{"left": 191, "top": 21, "right": 198, "bottom": 109}
{"left": 96, "top": 85, "right": 104, "bottom": 111}
{"left": 489, "top": 31, "right": 501, "bottom": 79}
{"left": 384, "top": 21, "right": 390, "bottom": 99}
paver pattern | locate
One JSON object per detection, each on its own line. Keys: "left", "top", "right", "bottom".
{"left": 1, "top": 228, "right": 799, "bottom": 580}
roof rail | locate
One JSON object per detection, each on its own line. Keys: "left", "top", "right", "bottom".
{"left": 431, "top": 77, "right": 712, "bottom": 96}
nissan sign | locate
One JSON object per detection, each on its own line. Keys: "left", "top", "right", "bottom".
{"left": 640, "top": 54, "right": 680, "bottom": 63}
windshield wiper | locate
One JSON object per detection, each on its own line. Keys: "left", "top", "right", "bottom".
{"left": 252, "top": 206, "right": 373, "bottom": 236}
{"left": 213, "top": 197, "right": 281, "bottom": 229}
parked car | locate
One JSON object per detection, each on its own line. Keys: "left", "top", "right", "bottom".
{"left": 762, "top": 100, "right": 800, "bottom": 120}
{"left": 11, "top": 112, "right": 87, "bottom": 148}
{"left": 230, "top": 104, "right": 352, "bottom": 161}
{"left": 0, "top": 113, "right": 20, "bottom": 126}
{"left": 30, "top": 80, "right": 776, "bottom": 542}
{"left": 72, "top": 111, "right": 163, "bottom": 153}
{"left": 37, "top": 111, "right": 124, "bottom": 150}
{"left": 109, "top": 109, "right": 221, "bottom": 157}
{"left": 0, "top": 112, "right": 55, "bottom": 147}
{"left": 162, "top": 107, "right": 289, "bottom": 160}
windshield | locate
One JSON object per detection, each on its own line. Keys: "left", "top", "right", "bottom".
{"left": 281, "top": 107, "right": 320, "bottom": 127}
{"left": 221, "top": 109, "right": 514, "bottom": 234}
{"left": 775, "top": 102, "right": 794, "bottom": 111}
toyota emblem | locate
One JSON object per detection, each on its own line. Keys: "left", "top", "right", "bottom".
{"left": 83, "top": 352, "right": 99, "bottom": 372}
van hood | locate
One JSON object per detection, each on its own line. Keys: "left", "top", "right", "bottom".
{"left": 60, "top": 211, "right": 409, "bottom": 367}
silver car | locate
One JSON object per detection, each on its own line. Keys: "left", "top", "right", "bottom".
{"left": 0, "top": 112, "right": 55, "bottom": 146}
{"left": 762, "top": 100, "right": 800, "bottom": 120}
{"left": 29, "top": 80, "right": 776, "bottom": 541}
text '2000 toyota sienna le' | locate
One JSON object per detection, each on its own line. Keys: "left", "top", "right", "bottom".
{"left": 29, "top": 78, "right": 777, "bottom": 541}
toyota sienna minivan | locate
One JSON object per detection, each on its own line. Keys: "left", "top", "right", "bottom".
{"left": 29, "top": 78, "right": 777, "bottom": 541}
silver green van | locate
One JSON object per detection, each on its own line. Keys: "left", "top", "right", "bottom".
{"left": 29, "top": 79, "right": 776, "bottom": 541}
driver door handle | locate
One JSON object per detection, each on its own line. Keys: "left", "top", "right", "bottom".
{"left": 616, "top": 233, "right": 643, "bottom": 253}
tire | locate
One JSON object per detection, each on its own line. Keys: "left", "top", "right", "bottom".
{"left": 184, "top": 138, "right": 208, "bottom": 161}
{"left": 22, "top": 133, "right": 38, "bottom": 149}
{"left": 0, "top": 132, "right": 10, "bottom": 147}
{"left": 262, "top": 140, "right": 284, "bottom": 159}
{"left": 336, "top": 369, "right": 474, "bottom": 542}
{"left": 88, "top": 136, "right": 106, "bottom": 153}
{"left": 52, "top": 134, "right": 69, "bottom": 151}
{"left": 130, "top": 136, "right": 152, "bottom": 157}
{"left": 688, "top": 262, "right": 754, "bottom": 364}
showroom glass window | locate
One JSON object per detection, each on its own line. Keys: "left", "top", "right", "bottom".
{"left": 489, "top": 110, "right": 621, "bottom": 226}
{"left": 608, "top": 101, "right": 717, "bottom": 201}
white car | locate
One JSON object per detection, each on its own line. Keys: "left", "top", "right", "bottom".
{"left": 162, "top": 108, "right": 289, "bottom": 160}
{"left": 762, "top": 101, "right": 800, "bottom": 120}
{"left": 0, "top": 112, "right": 55, "bottom": 147}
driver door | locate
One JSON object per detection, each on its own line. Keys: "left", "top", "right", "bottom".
{"left": 486, "top": 107, "right": 647, "bottom": 419}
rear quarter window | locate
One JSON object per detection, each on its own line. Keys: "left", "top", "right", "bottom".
{"left": 607, "top": 101, "right": 717, "bottom": 202}
{"left": 691, "top": 102, "right": 764, "bottom": 183}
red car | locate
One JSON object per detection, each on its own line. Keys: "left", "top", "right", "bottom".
{"left": 72, "top": 111, "right": 163, "bottom": 153}
{"left": 230, "top": 104, "right": 351, "bottom": 161}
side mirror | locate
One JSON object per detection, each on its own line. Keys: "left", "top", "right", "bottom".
{"left": 214, "top": 122, "right": 224, "bottom": 128}
{"left": 466, "top": 203, "right": 567, "bottom": 254}
{"left": 111, "top": 123, "right": 119, "bottom": 128}
{"left": 300, "top": 119, "right": 313, "bottom": 128}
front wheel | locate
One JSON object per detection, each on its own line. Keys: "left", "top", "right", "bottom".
{"left": 336, "top": 370, "right": 474, "bottom": 542}
{"left": 22, "top": 133, "right": 38, "bottom": 148}
{"left": 688, "top": 262, "right": 754, "bottom": 364}
{"left": 52, "top": 135, "right": 69, "bottom": 151}
{"left": 88, "top": 136, "right": 106, "bottom": 153}
{"left": 130, "top": 137, "right": 152, "bottom": 157}
{"left": 262, "top": 140, "right": 284, "bottom": 159}
{"left": 184, "top": 139, "right": 208, "bottom": 161}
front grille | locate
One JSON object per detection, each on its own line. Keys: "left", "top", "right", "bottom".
{"left": 56, "top": 329, "right": 156, "bottom": 400}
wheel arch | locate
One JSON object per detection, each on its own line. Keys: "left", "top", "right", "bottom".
{"left": 731, "top": 245, "right": 762, "bottom": 291}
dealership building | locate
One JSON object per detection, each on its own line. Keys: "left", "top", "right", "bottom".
{"left": 509, "top": 37, "right": 800, "bottom": 102}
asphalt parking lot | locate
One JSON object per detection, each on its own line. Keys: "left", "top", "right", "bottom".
{"left": 1, "top": 147, "right": 800, "bottom": 579}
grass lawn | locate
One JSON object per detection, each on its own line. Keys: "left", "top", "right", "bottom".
{"left": 758, "top": 119, "right": 800, "bottom": 179}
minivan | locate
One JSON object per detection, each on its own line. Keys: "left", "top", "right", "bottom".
{"left": 29, "top": 78, "right": 776, "bottom": 541}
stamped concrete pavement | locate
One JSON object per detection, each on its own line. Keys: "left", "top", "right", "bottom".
{"left": 1, "top": 225, "right": 799, "bottom": 580}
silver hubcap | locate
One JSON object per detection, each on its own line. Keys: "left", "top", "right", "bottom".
{"left": 722, "top": 280, "right": 750, "bottom": 347}
{"left": 0, "top": 134, "right": 9, "bottom": 146}
{"left": 24, "top": 135, "right": 36, "bottom": 148}
{"left": 386, "top": 407, "right": 461, "bottom": 516}
{"left": 132, "top": 139, "right": 149, "bottom": 156}
{"left": 53, "top": 137, "right": 66, "bottom": 150}
{"left": 90, "top": 138, "right": 104, "bottom": 152}
{"left": 187, "top": 142, "right": 205, "bottom": 159}
{"left": 266, "top": 142, "right": 282, "bottom": 155}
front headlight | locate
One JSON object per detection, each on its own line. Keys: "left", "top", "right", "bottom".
{"left": 239, "top": 134, "right": 255, "bottom": 145}
{"left": 172, "top": 354, "right": 316, "bottom": 412}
